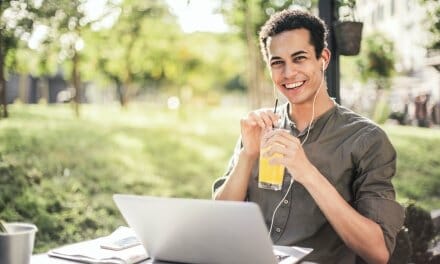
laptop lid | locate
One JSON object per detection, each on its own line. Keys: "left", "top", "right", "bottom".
{"left": 113, "top": 194, "right": 311, "bottom": 264}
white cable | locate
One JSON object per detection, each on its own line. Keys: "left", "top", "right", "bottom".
{"left": 268, "top": 68, "right": 325, "bottom": 238}
{"left": 299, "top": 69, "right": 324, "bottom": 146}
{"left": 268, "top": 176, "right": 294, "bottom": 236}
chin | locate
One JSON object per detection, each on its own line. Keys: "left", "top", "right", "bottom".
{"left": 285, "top": 94, "right": 312, "bottom": 105}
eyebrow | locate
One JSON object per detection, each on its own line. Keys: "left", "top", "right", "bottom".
{"left": 269, "top": 50, "right": 308, "bottom": 62}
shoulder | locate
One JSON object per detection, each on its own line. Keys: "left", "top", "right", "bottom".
{"left": 332, "top": 105, "right": 395, "bottom": 156}
{"left": 334, "top": 105, "right": 387, "bottom": 137}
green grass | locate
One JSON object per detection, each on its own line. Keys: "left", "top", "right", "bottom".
{"left": 384, "top": 125, "right": 440, "bottom": 209}
{"left": 0, "top": 103, "right": 243, "bottom": 252}
{"left": 0, "top": 104, "right": 439, "bottom": 253}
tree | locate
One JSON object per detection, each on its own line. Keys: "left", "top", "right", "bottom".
{"left": 82, "top": 0, "right": 246, "bottom": 107}
{"left": 420, "top": 0, "right": 440, "bottom": 49}
{"left": 34, "top": 0, "right": 120, "bottom": 116}
{"left": 87, "top": 0, "right": 178, "bottom": 107}
{"left": 0, "top": 0, "right": 38, "bottom": 118}
{"left": 356, "top": 33, "right": 395, "bottom": 122}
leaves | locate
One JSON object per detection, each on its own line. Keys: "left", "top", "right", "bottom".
{"left": 420, "top": 0, "right": 440, "bottom": 49}
{"left": 356, "top": 33, "right": 395, "bottom": 89}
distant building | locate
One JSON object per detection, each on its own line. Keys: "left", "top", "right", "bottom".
{"left": 357, "top": 0, "right": 427, "bottom": 71}
{"left": 355, "top": 0, "right": 440, "bottom": 99}
{"left": 5, "top": 73, "right": 81, "bottom": 104}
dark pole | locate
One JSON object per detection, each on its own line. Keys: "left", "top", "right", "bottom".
{"left": 319, "top": 0, "right": 340, "bottom": 104}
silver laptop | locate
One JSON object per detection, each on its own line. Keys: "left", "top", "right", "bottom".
{"left": 113, "top": 194, "right": 312, "bottom": 264}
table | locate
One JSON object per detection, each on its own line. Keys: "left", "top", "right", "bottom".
{"left": 32, "top": 254, "right": 318, "bottom": 264}
{"left": 31, "top": 254, "right": 177, "bottom": 263}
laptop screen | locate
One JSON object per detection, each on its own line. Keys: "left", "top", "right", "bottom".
{"left": 113, "top": 194, "right": 311, "bottom": 264}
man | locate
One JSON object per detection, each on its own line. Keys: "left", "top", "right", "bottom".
{"left": 213, "top": 9, "right": 404, "bottom": 264}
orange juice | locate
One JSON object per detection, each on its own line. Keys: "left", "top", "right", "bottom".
{"left": 258, "top": 147, "right": 285, "bottom": 191}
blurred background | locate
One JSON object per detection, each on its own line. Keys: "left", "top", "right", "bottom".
{"left": 0, "top": 0, "right": 439, "bottom": 261}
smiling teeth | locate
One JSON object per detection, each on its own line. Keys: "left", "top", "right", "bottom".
{"left": 285, "top": 81, "right": 305, "bottom": 89}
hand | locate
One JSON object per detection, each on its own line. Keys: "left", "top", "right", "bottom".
{"left": 240, "top": 109, "right": 279, "bottom": 159}
{"left": 263, "top": 129, "right": 314, "bottom": 184}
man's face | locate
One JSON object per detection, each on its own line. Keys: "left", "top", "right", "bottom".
{"left": 267, "top": 28, "right": 327, "bottom": 106}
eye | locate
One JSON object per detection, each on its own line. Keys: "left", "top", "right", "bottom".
{"left": 293, "top": 56, "right": 306, "bottom": 63}
{"left": 270, "top": 60, "right": 283, "bottom": 67}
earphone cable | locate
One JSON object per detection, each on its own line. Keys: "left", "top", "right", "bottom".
{"left": 268, "top": 68, "right": 325, "bottom": 238}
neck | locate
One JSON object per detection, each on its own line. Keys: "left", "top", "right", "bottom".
{"left": 289, "top": 88, "right": 335, "bottom": 131}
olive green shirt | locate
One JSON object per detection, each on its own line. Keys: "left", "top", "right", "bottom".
{"left": 214, "top": 103, "right": 404, "bottom": 264}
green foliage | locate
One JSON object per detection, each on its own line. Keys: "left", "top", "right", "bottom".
{"left": 372, "top": 92, "right": 391, "bottom": 124}
{"left": 86, "top": 0, "right": 178, "bottom": 83}
{"left": 80, "top": 1, "right": 246, "bottom": 103}
{"left": 336, "top": 0, "right": 358, "bottom": 21}
{"left": 0, "top": 0, "right": 42, "bottom": 117}
{"left": 5, "top": 0, "right": 250, "bottom": 108}
{"left": 357, "top": 33, "right": 395, "bottom": 90}
{"left": 337, "top": 0, "right": 356, "bottom": 8}
{"left": 0, "top": 0, "right": 37, "bottom": 70}
{"left": 420, "top": 0, "right": 440, "bottom": 49}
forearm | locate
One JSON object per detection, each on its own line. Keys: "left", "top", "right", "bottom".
{"left": 213, "top": 150, "right": 257, "bottom": 201}
{"left": 303, "top": 168, "right": 389, "bottom": 264}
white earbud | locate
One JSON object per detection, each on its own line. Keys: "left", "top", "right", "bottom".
{"left": 322, "top": 63, "right": 325, "bottom": 72}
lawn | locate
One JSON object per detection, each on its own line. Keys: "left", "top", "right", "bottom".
{"left": 385, "top": 125, "right": 440, "bottom": 209}
{"left": 0, "top": 103, "right": 439, "bottom": 253}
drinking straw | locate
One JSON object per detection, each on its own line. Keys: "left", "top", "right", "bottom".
{"left": 272, "top": 98, "right": 278, "bottom": 128}
{"left": 273, "top": 98, "right": 278, "bottom": 113}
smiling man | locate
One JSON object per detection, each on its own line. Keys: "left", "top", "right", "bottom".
{"left": 213, "top": 9, "right": 404, "bottom": 264}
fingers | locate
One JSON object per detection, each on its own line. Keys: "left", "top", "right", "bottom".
{"left": 262, "top": 130, "right": 301, "bottom": 157}
{"left": 265, "top": 129, "right": 299, "bottom": 146}
{"left": 243, "top": 109, "right": 280, "bottom": 129}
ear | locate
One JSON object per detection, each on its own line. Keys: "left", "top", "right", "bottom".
{"left": 320, "top": 48, "right": 331, "bottom": 72}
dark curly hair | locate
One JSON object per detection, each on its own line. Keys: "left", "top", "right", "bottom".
{"left": 259, "top": 9, "right": 328, "bottom": 63}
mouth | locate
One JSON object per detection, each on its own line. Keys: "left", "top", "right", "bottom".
{"left": 284, "top": 81, "right": 306, "bottom": 90}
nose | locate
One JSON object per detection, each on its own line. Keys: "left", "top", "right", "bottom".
{"left": 283, "top": 62, "right": 297, "bottom": 79}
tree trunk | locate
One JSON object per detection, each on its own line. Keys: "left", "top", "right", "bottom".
{"left": 0, "top": 28, "right": 8, "bottom": 118}
{"left": 245, "top": 0, "right": 263, "bottom": 109}
{"left": 119, "top": 76, "right": 131, "bottom": 108}
{"left": 119, "top": 32, "right": 137, "bottom": 108}
{"left": 114, "top": 78, "right": 126, "bottom": 107}
{"left": 72, "top": 50, "right": 81, "bottom": 117}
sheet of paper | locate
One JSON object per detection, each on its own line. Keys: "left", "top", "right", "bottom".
{"left": 48, "top": 226, "right": 148, "bottom": 264}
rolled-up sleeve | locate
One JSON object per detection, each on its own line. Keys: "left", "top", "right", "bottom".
{"left": 355, "top": 197, "right": 404, "bottom": 253}
{"left": 352, "top": 126, "right": 405, "bottom": 253}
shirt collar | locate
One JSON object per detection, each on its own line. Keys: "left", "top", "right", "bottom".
{"left": 281, "top": 100, "right": 338, "bottom": 137}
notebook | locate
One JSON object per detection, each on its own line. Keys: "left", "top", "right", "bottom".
{"left": 113, "top": 194, "right": 312, "bottom": 264}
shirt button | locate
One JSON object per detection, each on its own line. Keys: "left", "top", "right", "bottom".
{"left": 275, "top": 228, "right": 281, "bottom": 233}
{"left": 283, "top": 200, "right": 289, "bottom": 205}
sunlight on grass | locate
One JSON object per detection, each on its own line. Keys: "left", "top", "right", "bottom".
{"left": 384, "top": 124, "right": 440, "bottom": 139}
{"left": 112, "top": 133, "right": 145, "bottom": 151}
{"left": 383, "top": 124, "right": 440, "bottom": 209}
{"left": 2, "top": 104, "right": 440, "bottom": 253}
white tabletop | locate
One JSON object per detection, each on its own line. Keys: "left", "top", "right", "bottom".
{"left": 32, "top": 254, "right": 186, "bottom": 264}
{"left": 32, "top": 254, "right": 318, "bottom": 264}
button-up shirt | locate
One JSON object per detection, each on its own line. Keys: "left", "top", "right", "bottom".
{"left": 214, "top": 103, "right": 404, "bottom": 264}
